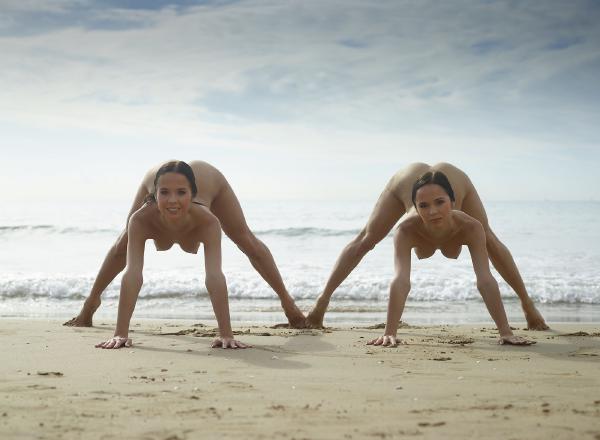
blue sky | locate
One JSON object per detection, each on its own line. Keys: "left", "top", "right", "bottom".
{"left": 1, "top": 0, "right": 599, "bottom": 202}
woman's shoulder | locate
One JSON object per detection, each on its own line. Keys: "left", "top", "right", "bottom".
{"left": 453, "top": 210, "right": 483, "bottom": 227}
{"left": 188, "top": 204, "right": 220, "bottom": 230}
{"left": 128, "top": 203, "right": 157, "bottom": 227}
{"left": 452, "top": 211, "right": 485, "bottom": 242}
{"left": 397, "top": 214, "right": 422, "bottom": 236}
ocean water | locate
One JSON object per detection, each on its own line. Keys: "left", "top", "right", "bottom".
{"left": 1, "top": 199, "right": 599, "bottom": 325}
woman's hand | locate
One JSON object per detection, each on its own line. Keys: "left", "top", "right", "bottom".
{"left": 499, "top": 335, "right": 536, "bottom": 345}
{"left": 211, "top": 336, "right": 251, "bottom": 349}
{"left": 95, "top": 336, "right": 133, "bottom": 349}
{"left": 366, "top": 335, "right": 407, "bottom": 347}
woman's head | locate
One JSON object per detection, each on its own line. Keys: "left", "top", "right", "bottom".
{"left": 153, "top": 161, "right": 198, "bottom": 198}
{"left": 152, "top": 161, "right": 198, "bottom": 221}
{"left": 411, "top": 171, "right": 455, "bottom": 225}
{"left": 411, "top": 171, "right": 455, "bottom": 206}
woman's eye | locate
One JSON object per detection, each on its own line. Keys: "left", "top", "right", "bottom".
{"left": 178, "top": 190, "right": 187, "bottom": 196}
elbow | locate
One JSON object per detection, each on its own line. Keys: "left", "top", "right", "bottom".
{"left": 205, "top": 273, "right": 226, "bottom": 294}
{"left": 123, "top": 271, "right": 143, "bottom": 289}
{"left": 476, "top": 276, "right": 497, "bottom": 293}
{"left": 391, "top": 277, "right": 411, "bottom": 295}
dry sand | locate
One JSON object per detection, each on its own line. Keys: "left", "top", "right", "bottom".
{"left": 1, "top": 319, "right": 599, "bottom": 440}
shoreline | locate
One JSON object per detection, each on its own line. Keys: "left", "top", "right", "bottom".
{"left": 3, "top": 299, "right": 600, "bottom": 326}
{"left": 2, "top": 319, "right": 600, "bottom": 439}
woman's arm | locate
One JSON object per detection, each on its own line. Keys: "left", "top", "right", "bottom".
{"left": 466, "top": 221, "right": 533, "bottom": 345}
{"left": 95, "top": 215, "right": 146, "bottom": 349}
{"left": 203, "top": 218, "right": 250, "bottom": 349}
{"left": 368, "top": 227, "right": 412, "bottom": 347}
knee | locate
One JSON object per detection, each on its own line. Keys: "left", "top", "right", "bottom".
{"left": 235, "top": 232, "right": 263, "bottom": 259}
{"left": 355, "top": 230, "right": 379, "bottom": 254}
{"left": 111, "top": 232, "right": 128, "bottom": 257}
{"left": 484, "top": 228, "right": 500, "bottom": 253}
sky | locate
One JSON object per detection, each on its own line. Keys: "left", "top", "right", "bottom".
{"left": 1, "top": 0, "right": 599, "bottom": 202}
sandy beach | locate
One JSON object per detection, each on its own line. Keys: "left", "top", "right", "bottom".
{"left": 1, "top": 319, "right": 599, "bottom": 440}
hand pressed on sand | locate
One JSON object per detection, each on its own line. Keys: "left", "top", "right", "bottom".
{"left": 366, "top": 335, "right": 408, "bottom": 347}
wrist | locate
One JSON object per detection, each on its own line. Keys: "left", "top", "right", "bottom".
{"left": 114, "top": 326, "right": 129, "bottom": 338}
{"left": 383, "top": 327, "right": 398, "bottom": 337}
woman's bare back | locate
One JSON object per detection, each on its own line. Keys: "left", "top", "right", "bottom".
{"left": 385, "top": 162, "right": 474, "bottom": 213}
{"left": 140, "top": 160, "right": 227, "bottom": 208}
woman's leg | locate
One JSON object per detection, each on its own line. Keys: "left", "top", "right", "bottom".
{"left": 64, "top": 185, "right": 148, "bottom": 327}
{"left": 461, "top": 187, "right": 549, "bottom": 330}
{"left": 210, "top": 182, "right": 306, "bottom": 328}
{"left": 306, "top": 188, "right": 406, "bottom": 328}
{"left": 63, "top": 231, "right": 128, "bottom": 327}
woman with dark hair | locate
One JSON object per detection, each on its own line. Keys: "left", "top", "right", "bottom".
{"left": 307, "top": 162, "right": 548, "bottom": 345}
{"left": 65, "top": 160, "right": 306, "bottom": 349}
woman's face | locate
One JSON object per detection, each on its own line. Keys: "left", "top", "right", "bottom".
{"left": 414, "top": 183, "right": 452, "bottom": 227}
{"left": 155, "top": 172, "right": 193, "bottom": 222}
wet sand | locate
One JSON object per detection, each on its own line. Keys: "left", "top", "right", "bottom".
{"left": 1, "top": 319, "right": 599, "bottom": 439}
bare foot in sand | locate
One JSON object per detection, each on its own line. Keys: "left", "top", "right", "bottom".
{"left": 523, "top": 302, "right": 549, "bottom": 330}
{"left": 305, "top": 308, "right": 325, "bottom": 329}
{"left": 284, "top": 301, "right": 308, "bottom": 329}
{"left": 63, "top": 297, "right": 101, "bottom": 327}
{"left": 499, "top": 335, "right": 536, "bottom": 345}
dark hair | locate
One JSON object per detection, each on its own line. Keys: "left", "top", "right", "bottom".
{"left": 148, "top": 161, "right": 198, "bottom": 202}
{"left": 411, "top": 171, "right": 455, "bottom": 207}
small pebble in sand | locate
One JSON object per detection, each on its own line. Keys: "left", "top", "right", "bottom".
{"left": 161, "top": 369, "right": 168, "bottom": 372}
{"left": 271, "top": 356, "right": 279, "bottom": 360}
{"left": 173, "top": 386, "right": 179, "bottom": 390}
{"left": 457, "top": 376, "right": 464, "bottom": 380}
{"left": 395, "top": 386, "right": 403, "bottom": 390}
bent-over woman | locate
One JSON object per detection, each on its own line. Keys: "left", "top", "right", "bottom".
{"left": 66, "top": 160, "right": 306, "bottom": 348}
{"left": 307, "top": 162, "right": 548, "bottom": 345}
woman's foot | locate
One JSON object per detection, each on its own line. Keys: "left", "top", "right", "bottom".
{"left": 522, "top": 302, "right": 549, "bottom": 330}
{"left": 283, "top": 300, "right": 307, "bottom": 329}
{"left": 305, "top": 297, "right": 329, "bottom": 329}
{"left": 63, "top": 297, "right": 101, "bottom": 327}
{"left": 499, "top": 334, "right": 536, "bottom": 345}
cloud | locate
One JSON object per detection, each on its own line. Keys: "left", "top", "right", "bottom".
{"left": 1, "top": 0, "right": 599, "bottom": 200}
